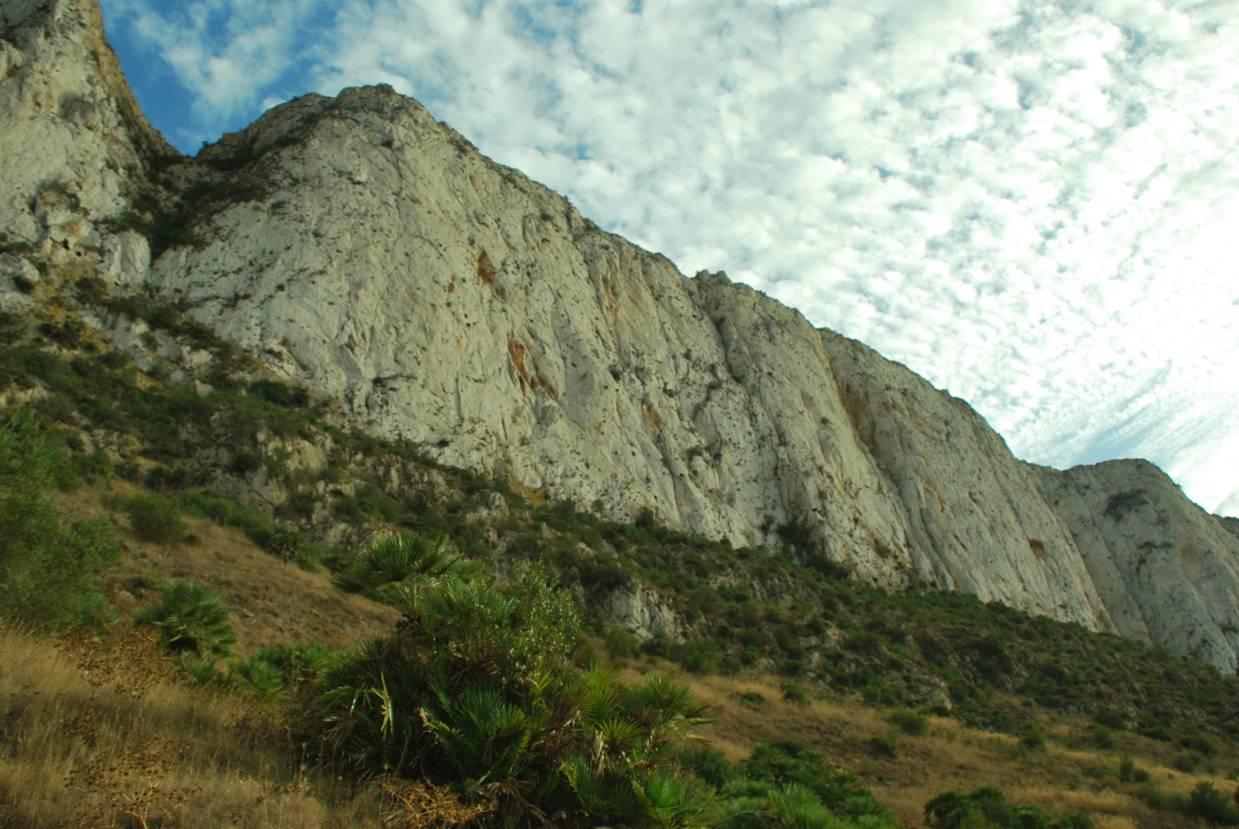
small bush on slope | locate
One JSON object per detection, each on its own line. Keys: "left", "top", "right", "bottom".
{"left": 135, "top": 579, "right": 235, "bottom": 660}
{"left": 231, "top": 641, "right": 345, "bottom": 698}
{"left": 924, "top": 785, "right": 1092, "bottom": 828}
{"left": 123, "top": 492, "right": 186, "bottom": 543}
{"left": 721, "top": 742, "right": 894, "bottom": 826}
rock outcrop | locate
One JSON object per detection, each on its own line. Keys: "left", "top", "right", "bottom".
{"left": 1037, "top": 460, "right": 1239, "bottom": 672}
{"left": 3, "top": 0, "right": 1237, "bottom": 672}
{"left": 0, "top": 0, "right": 169, "bottom": 275}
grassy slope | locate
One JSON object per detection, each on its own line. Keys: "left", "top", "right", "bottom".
{"left": 3, "top": 537, "right": 1235, "bottom": 829}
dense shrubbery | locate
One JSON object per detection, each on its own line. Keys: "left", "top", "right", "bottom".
{"left": 890, "top": 710, "right": 929, "bottom": 736}
{"left": 307, "top": 566, "right": 715, "bottom": 827}
{"left": 722, "top": 742, "right": 895, "bottom": 827}
{"left": 232, "top": 642, "right": 344, "bottom": 698}
{"left": 925, "top": 786, "right": 1093, "bottom": 828}
{"left": 1136, "top": 780, "right": 1239, "bottom": 826}
{"left": 306, "top": 558, "right": 909, "bottom": 828}
{"left": 0, "top": 410, "right": 122, "bottom": 628}
{"left": 1185, "top": 782, "right": 1239, "bottom": 825}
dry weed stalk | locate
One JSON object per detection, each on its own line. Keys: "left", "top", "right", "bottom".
{"left": 381, "top": 778, "right": 496, "bottom": 828}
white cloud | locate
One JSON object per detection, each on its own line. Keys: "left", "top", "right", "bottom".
{"left": 100, "top": 0, "right": 1239, "bottom": 517}
{"left": 103, "top": 0, "right": 325, "bottom": 128}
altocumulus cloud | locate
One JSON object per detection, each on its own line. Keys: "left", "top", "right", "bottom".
{"left": 99, "top": 0, "right": 1239, "bottom": 516}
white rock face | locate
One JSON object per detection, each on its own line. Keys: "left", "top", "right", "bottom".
{"left": 6, "top": 0, "right": 1238, "bottom": 671}
{"left": 0, "top": 0, "right": 164, "bottom": 275}
{"left": 144, "top": 87, "right": 1115, "bottom": 631}
{"left": 604, "top": 585, "right": 684, "bottom": 643}
{"left": 1036, "top": 460, "right": 1239, "bottom": 673}
{"left": 820, "top": 332, "right": 1110, "bottom": 630}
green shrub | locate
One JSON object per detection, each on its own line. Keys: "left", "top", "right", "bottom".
{"left": 70, "top": 447, "right": 113, "bottom": 482}
{"left": 233, "top": 642, "right": 343, "bottom": 698}
{"left": 679, "top": 638, "right": 722, "bottom": 673}
{"left": 890, "top": 709, "right": 929, "bottom": 736}
{"left": 1091, "top": 725, "right": 1115, "bottom": 749}
{"left": 843, "top": 630, "right": 882, "bottom": 655}
{"left": 1134, "top": 783, "right": 1174, "bottom": 811}
{"left": 308, "top": 566, "right": 711, "bottom": 827}
{"left": 1179, "top": 732, "right": 1217, "bottom": 756}
{"left": 780, "top": 680, "right": 810, "bottom": 706}
{"left": 73, "top": 275, "right": 109, "bottom": 305}
{"left": 331, "top": 532, "right": 478, "bottom": 603}
{"left": 866, "top": 736, "right": 898, "bottom": 758}
{"left": 231, "top": 653, "right": 285, "bottom": 697}
{"left": 0, "top": 410, "right": 122, "bottom": 628}
{"left": 1186, "top": 782, "right": 1239, "bottom": 825}
{"left": 1138, "top": 722, "right": 1172, "bottom": 742}
{"left": 734, "top": 742, "right": 893, "bottom": 823}
{"left": 247, "top": 379, "right": 309, "bottom": 408}
{"left": 124, "top": 493, "right": 185, "bottom": 543}
{"left": 720, "top": 782, "right": 846, "bottom": 829}
{"left": 0, "top": 311, "right": 26, "bottom": 344}
{"left": 678, "top": 746, "right": 733, "bottom": 789}
{"left": 1019, "top": 724, "right": 1047, "bottom": 751}
{"left": 925, "top": 785, "right": 1092, "bottom": 828}
{"left": 135, "top": 580, "right": 235, "bottom": 659}
{"left": 603, "top": 626, "right": 640, "bottom": 659}
{"left": 175, "top": 652, "right": 228, "bottom": 686}
{"left": 1172, "top": 753, "right": 1201, "bottom": 773}
{"left": 1093, "top": 707, "right": 1126, "bottom": 730}
{"left": 738, "top": 691, "right": 766, "bottom": 708}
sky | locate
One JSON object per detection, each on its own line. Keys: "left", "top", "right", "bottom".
{"left": 97, "top": 0, "right": 1238, "bottom": 517}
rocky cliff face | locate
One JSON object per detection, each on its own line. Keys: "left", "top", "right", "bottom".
{"left": 4, "top": 0, "right": 1237, "bottom": 672}
{"left": 0, "top": 0, "right": 167, "bottom": 281}
{"left": 1037, "top": 461, "right": 1239, "bottom": 672}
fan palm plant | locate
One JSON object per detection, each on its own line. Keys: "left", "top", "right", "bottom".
{"left": 309, "top": 565, "right": 715, "bottom": 828}
{"left": 332, "top": 532, "right": 478, "bottom": 604}
{"left": 135, "top": 579, "right": 235, "bottom": 659}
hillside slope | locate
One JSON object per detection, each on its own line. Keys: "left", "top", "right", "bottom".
{"left": 1, "top": 0, "right": 1236, "bottom": 671}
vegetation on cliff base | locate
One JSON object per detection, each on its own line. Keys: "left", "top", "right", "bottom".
{"left": 3, "top": 312, "right": 1238, "bottom": 749}
{"left": 0, "top": 274, "right": 1236, "bottom": 825}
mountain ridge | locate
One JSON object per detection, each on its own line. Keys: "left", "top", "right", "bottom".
{"left": 3, "top": 0, "right": 1237, "bottom": 673}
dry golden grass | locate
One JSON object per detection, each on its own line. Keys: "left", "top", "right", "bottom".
{"left": 0, "top": 624, "right": 385, "bottom": 828}
{"left": 0, "top": 483, "right": 408, "bottom": 828}
{"left": 58, "top": 481, "right": 400, "bottom": 655}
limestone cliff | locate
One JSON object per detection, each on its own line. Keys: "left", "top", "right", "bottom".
{"left": 0, "top": 0, "right": 169, "bottom": 270}
{"left": 1036, "top": 461, "right": 1239, "bottom": 672}
{"left": 3, "top": 0, "right": 1236, "bottom": 672}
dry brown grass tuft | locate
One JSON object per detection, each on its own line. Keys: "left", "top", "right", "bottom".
{"left": 0, "top": 625, "right": 383, "bottom": 828}
{"left": 381, "top": 779, "right": 497, "bottom": 828}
